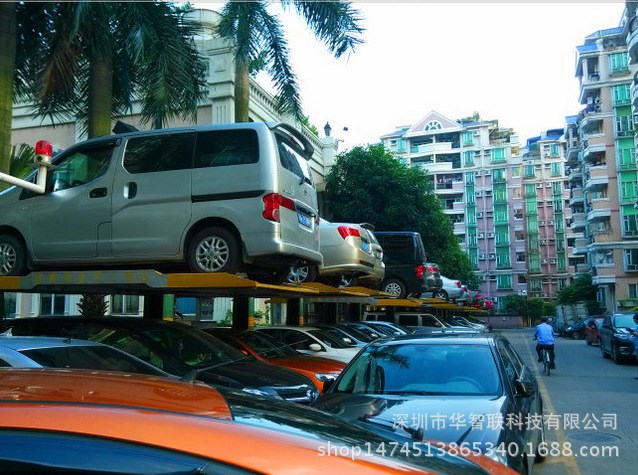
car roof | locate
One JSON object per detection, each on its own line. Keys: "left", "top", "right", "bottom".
{"left": 0, "top": 335, "right": 102, "bottom": 351}
{"left": 0, "top": 368, "right": 232, "bottom": 419}
{"left": 370, "top": 333, "right": 500, "bottom": 346}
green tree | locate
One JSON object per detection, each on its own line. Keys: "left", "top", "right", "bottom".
{"left": 556, "top": 274, "right": 603, "bottom": 315}
{"left": 217, "top": 1, "right": 363, "bottom": 122}
{"left": 501, "top": 294, "right": 545, "bottom": 326}
{"left": 324, "top": 144, "right": 476, "bottom": 282}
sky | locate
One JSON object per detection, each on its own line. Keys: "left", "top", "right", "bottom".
{"left": 199, "top": 2, "right": 626, "bottom": 151}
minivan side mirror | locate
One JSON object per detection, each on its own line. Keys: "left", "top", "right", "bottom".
{"left": 308, "top": 343, "right": 322, "bottom": 352}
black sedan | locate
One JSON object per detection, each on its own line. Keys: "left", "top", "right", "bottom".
{"left": 314, "top": 333, "right": 544, "bottom": 475}
{"left": 0, "top": 317, "right": 319, "bottom": 404}
{"left": 600, "top": 313, "right": 636, "bottom": 364}
{"left": 561, "top": 318, "right": 589, "bottom": 340}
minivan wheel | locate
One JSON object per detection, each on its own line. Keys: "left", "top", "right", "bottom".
{"left": 381, "top": 278, "right": 407, "bottom": 298}
{"left": 433, "top": 290, "right": 448, "bottom": 301}
{"left": 287, "top": 265, "right": 317, "bottom": 284}
{"left": 0, "top": 234, "right": 27, "bottom": 276}
{"left": 188, "top": 227, "right": 240, "bottom": 273}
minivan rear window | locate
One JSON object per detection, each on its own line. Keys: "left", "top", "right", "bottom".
{"left": 276, "top": 134, "right": 313, "bottom": 184}
{"left": 195, "top": 129, "right": 259, "bottom": 168}
{"left": 377, "top": 235, "right": 414, "bottom": 265}
{"left": 124, "top": 133, "right": 195, "bottom": 173}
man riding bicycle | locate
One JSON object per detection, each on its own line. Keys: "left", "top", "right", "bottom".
{"left": 534, "top": 316, "right": 555, "bottom": 369}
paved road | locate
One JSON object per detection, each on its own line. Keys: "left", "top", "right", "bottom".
{"left": 500, "top": 328, "right": 638, "bottom": 475}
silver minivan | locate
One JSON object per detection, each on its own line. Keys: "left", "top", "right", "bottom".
{"left": 0, "top": 122, "right": 321, "bottom": 279}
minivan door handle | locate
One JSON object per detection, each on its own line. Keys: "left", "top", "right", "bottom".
{"left": 89, "top": 187, "right": 108, "bottom": 198}
{"left": 124, "top": 182, "right": 137, "bottom": 199}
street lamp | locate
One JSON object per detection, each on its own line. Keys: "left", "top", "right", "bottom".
{"left": 324, "top": 122, "right": 332, "bottom": 137}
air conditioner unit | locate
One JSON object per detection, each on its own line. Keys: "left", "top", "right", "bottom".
{"left": 474, "top": 171, "right": 481, "bottom": 177}
{"left": 479, "top": 254, "right": 487, "bottom": 260}
{"left": 484, "top": 169, "right": 492, "bottom": 176}
{"left": 540, "top": 239, "right": 547, "bottom": 245}
{"left": 487, "top": 233, "right": 495, "bottom": 238}
{"left": 542, "top": 259, "right": 548, "bottom": 264}
{"left": 477, "top": 212, "right": 484, "bottom": 218}
{"left": 545, "top": 182, "right": 552, "bottom": 187}
{"left": 550, "top": 258, "right": 557, "bottom": 264}
{"left": 488, "top": 254, "right": 496, "bottom": 260}
{"left": 541, "top": 293, "right": 548, "bottom": 298}
{"left": 548, "top": 220, "right": 555, "bottom": 225}
{"left": 477, "top": 233, "right": 485, "bottom": 239}
{"left": 473, "top": 130, "right": 480, "bottom": 136}
{"left": 489, "top": 275, "right": 497, "bottom": 281}
{"left": 536, "top": 183, "right": 543, "bottom": 188}
{"left": 485, "top": 190, "right": 493, "bottom": 196}
{"left": 475, "top": 190, "right": 483, "bottom": 196}
{"left": 539, "top": 220, "right": 545, "bottom": 226}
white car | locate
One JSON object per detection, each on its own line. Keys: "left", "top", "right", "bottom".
{"left": 255, "top": 326, "right": 361, "bottom": 364}
{"left": 421, "top": 275, "right": 470, "bottom": 303}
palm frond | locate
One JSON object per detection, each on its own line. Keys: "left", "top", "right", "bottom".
{"left": 289, "top": 1, "right": 364, "bottom": 58}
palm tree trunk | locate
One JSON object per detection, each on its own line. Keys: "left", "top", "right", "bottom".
{"left": 234, "top": 57, "right": 250, "bottom": 123}
{"left": 0, "top": 3, "right": 16, "bottom": 190}
{"left": 87, "top": 50, "right": 113, "bottom": 138}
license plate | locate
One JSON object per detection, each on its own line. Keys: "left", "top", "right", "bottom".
{"left": 298, "top": 212, "right": 312, "bottom": 228}
{"left": 361, "top": 240, "right": 371, "bottom": 252}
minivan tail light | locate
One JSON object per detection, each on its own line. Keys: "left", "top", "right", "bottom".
{"left": 416, "top": 265, "right": 424, "bottom": 278}
{"left": 262, "top": 193, "right": 295, "bottom": 222}
{"left": 337, "top": 226, "right": 361, "bottom": 239}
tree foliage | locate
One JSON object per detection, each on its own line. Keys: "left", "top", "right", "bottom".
{"left": 77, "top": 294, "right": 108, "bottom": 317}
{"left": 556, "top": 274, "right": 603, "bottom": 314}
{"left": 501, "top": 294, "right": 546, "bottom": 323}
{"left": 217, "top": 0, "right": 363, "bottom": 122}
{"left": 324, "top": 145, "right": 477, "bottom": 283}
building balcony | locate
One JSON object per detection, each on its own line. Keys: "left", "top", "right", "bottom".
{"left": 443, "top": 207, "right": 465, "bottom": 216}
{"left": 411, "top": 141, "right": 454, "bottom": 155}
{"left": 571, "top": 212, "right": 587, "bottom": 231}
{"left": 573, "top": 237, "right": 588, "bottom": 255}
{"left": 566, "top": 139, "right": 581, "bottom": 164}
{"left": 582, "top": 141, "right": 606, "bottom": 163}
{"left": 414, "top": 160, "right": 457, "bottom": 174}
{"left": 434, "top": 179, "right": 464, "bottom": 194}
{"left": 453, "top": 222, "right": 465, "bottom": 235}
{"left": 629, "top": 23, "right": 638, "bottom": 64}
{"left": 569, "top": 188, "right": 584, "bottom": 206}
{"left": 584, "top": 168, "right": 609, "bottom": 192}
{"left": 579, "top": 107, "right": 604, "bottom": 134}
{"left": 586, "top": 199, "right": 611, "bottom": 222}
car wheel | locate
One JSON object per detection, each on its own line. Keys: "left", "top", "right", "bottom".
{"left": 0, "top": 234, "right": 27, "bottom": 276}
{"left": 187, "top": 227, "right": 240, "bottom": 273}
{"left": 381, "top": 278, "right": 407, "bottom": 298}
{"left": 570, "top": 332, "right": 581, "bottom": 340}
{"left": 612, "top": 343, "right": 623, "bottom": 364}
{"left": 287, "top": 265, "right": 317, "bottom": 284}
{"left": 601, "top": 341, "right": 610, "bottom": 359}
{"left": 433, "top": 290, "right": 448, "bottom": 301}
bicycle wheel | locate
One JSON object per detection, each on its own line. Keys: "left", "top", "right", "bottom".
{"left": 543, "top": 350, "right": 551, "bottom": 376}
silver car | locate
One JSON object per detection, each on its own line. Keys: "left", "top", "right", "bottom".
{"left": 287, "top": 221, "right": 385, "bottom": 287}
{"left": 421, "top": 275, "right": 470, "bottom": 303}
{"left": 0, "top": 122, "right": 321, "bottom": 280}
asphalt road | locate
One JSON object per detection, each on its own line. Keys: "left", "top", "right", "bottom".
{"left": 500, "top": 328, "right": 638, "bottom": 475}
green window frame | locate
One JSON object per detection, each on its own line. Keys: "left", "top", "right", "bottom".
{"left": 550, "top": 162, "right": 561, "bottom": 176}
{"left": 465, "top": 171, "right": 475, "bottom": 184}
{"left": 494, "top": 204, "right": 508, "bottom": 224}
{"left": 525, "top": 184, "right": 536, "bottom": 198}
{"left": 495, "top": 226, "right": 509, "bottom": 246}
{"left": 493, "top": 183, "right": 507, "bottom": 203}
{"left": 496, "top": 274, "right": 512, "bottom": 290}
{"left": 552, "top": 181, "right": 562, "bottom": 195}
{"left": 466, "top": 207, "right": 477, "bottom": 225}
{"left": 618, "top": 146, "right": 636, "bottom": 169}
{"left": 496, "top": 250, "right": 511, "bottom": 269}
{"left": 463, "top": 131, "right": 474, "bottom": 146}
{"left": 613, "top": 84, "right": 631, "bottom": 105}
{"left": 491, "top": 147, "right": 505, "bottom": 163}
{"left": 463, "top": 151, "right": 474, "bottom": 166}
{"left": 609, "top": 52, "right": 629, "bottom": 74}
{"left": 524, "top": 165, "right": 536, "bottom": 178}
{"left": 529, "top": 277, "right": 542, "bottom": 291}
{"left": 468, "top": 249, "right": 479, "bottom": 269}
{"left": 550, "top": 144, "right": 560, "bottom": 156}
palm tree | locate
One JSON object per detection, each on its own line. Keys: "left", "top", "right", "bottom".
{"left": 217, "top": 1, "right": 364, "bottom": 123}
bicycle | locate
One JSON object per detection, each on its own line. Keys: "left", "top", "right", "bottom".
{"left": 540, "top": 347, "right": 551, "bottom": 376}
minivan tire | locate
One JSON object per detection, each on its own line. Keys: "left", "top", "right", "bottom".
{"left": 381, "top": 278, "right": 407, "bottom": 298}
{"left": 287, "top": 265, "right": 317, "bottom": 284}
{"left": 0, "top": 234, "right": 27, "bottom": 276}
{"left": 187, "top": 227, "right": 241, "bottom": 273}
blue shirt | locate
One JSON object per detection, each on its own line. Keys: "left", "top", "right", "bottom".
{"left": 535, "top": 322, "right": 555, "bottom": 345}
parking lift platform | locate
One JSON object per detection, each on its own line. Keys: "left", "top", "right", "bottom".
{"left": 0, "top": 269, "right": 322, "bottom": 298}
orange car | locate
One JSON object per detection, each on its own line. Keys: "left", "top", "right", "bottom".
{"left": 205, "top": 328, "right": 345, "bottom": 392}
{"left": 0, "top": 369, "right": 517, "bottom": 475}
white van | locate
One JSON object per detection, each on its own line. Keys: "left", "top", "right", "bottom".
{"left": 0, "top": 122, "right": 321, "bottom": 279}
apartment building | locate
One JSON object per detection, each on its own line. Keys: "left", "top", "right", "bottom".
{"left": 520, "top": 130, "right": 571, "bottom": 300}
{"left": 569, "top": 18, "right": 638, "bottom": 312}
{"left": 380, "top": 110, "right": 527, "bottom": 304}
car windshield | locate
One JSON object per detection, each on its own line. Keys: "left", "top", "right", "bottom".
{"left": 613, "top": 314, "right": 635, "bottom": 328}
{"left": 306, "top": 330, "right": 353, "bottom": 349}
{"left": 20, "top": 345, "right": 165, "bottom": 376}
{"left": 220, "top": 389, "right": 485, "bottom": 475}
{"left": 335, "top": 325, "right": 377, "bottom": 342}
{"left": 344, "top": 323, "right": 384, "bottom": 339}
{"left": 318, "top": 327, "right": 358, "bottom": 346}
{"left": 237, "top": 331, "right": 299, "bottom": 358}
{"left": 335, "top": 343, "right": 502, "bottom": 396}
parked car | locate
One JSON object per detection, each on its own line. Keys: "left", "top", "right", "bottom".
{"left": 0, "top": 334, "right": 169, "bottom": 376}
{"left": 255, "top": 326, "right": 361, "bottom": 363}
{"left": 287, "top": 221, "right": 385, "bottom": 288}
{"left": 600, "top": 313, "right": 637, "bottom": 364}
{"left": 364, "top": 311, "right": 478, "bottom": 335}
{"left": 0, "top": 122, "right": 321, "bottom": 280}
{"left": 314, "top": 333, "right": 545, "bottom": 475}
{"left": 312, "top": 323, "right": 377, "bottom": 347}
{"left": 465, "top": 315, "right": 493, "bottom": 331}
{"left": 338, "top": 321, "right": 387, "bottom": 339}
{"left": 464, "top": 291, "right": 486, "bottom": 309}
{"left": 421, "top": 276, "right": 469, "bottom": 303}
{"left": 0, "top": 369, "right": 517, "bottom": 475}
{"left": 585, "top": 316, "right": 605, "bottom": 346}
{"left": 359, "top": 320, "right": 413, "bottom": 336}
{"left": 0, "top": 317, "right": 319, "bottom": 404}
{"left": 202, "top": 328, "right": 345, "bottom": 393}
{"left": 373, "top": 231, "right": 442, "bottom": 298}
{"left": 561, "top": 318, "right": 589, "bottom": 340}
{"left": 444, "top": 315, "right": 489, "bottom": 332}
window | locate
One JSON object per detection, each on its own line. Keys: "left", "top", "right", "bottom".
{"left": 496, "top": 250, "right": 511, "bottom": 268}
{"left": 617, "top": 146, "right": 636, "bottom": 169}
{"left": 616, "top": 114, "right": 633, "bottom": 136}
{"left": 629, "top": 283, "right": 638, "bottom": 299}
{"left": 550, "top": 144, "right": 560, "bottom": 157}
{"left": 609, "top": 52, "right": 629, "bottom": 73}
{"left": 511, "top": 166, "right": 521, "bottom": 178}
{"left": 613, "top": 84, "right": 631, "bottom": 105}
{"left": 496, "top": 274, "right": 512, "bottom": 289}
{"left": 424, "top": 120, "right": 442, "bottom": 131}
{"left": 524, "top": 164, "right": 536, "bottom": 178}
{"left": 463, "top": 151, "right": 474, "bottom": 166}
{"left": 111, "top": 295, "right": 141, "bottom": 316}
{"left": 550, "top": 162, "right": 561, "bottom": 176}
{"left": 529, "top": 278, "right": 542, "bottom": 292}
{"left": 465, "top": 171, "right": 475, "bottom": 184}
{"left": 276, "top": 133, "right": 313, "bottom": 183}
{"left": 624, "top": 249, "right": 638, "bottom": 271}
{"left": 195, "top": 129, "right": 259, "bottom": 169}
{"left": 516, "top": 252, "right": 526, "bottom": 262}
{"left": 125, "top": 133, "right": 195, "bottom": 173}
{"left": 48, "top": 143, "right": 114, "bottom": 192}
{"left": 552, "top": 181, "right": 562, "bottom": 195}
{"left": 463, "top": 131, "right": 474, "bottom": 146}
{"left": 491, "top": 147, "right": 505, "bottom": 163}
{"left": 39, "top": 294, "right": 66, "bottom": 316}
{"left": 623, "top": 213, "right": 638, "bottom": 237}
